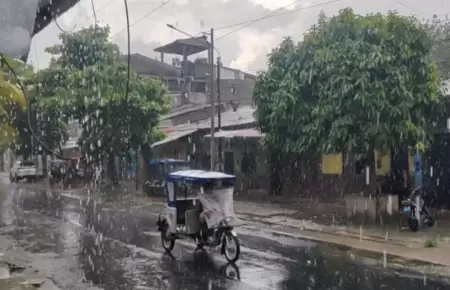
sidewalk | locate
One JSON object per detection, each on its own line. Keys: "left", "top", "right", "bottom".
{"left": 0, "top": 173, "right": 61, "bottom": 289}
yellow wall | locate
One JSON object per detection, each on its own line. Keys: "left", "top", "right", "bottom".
{"left": 321, "top": 154, "right": 343, "bottom": 174}
{"left": 375, "top": 150, "right": 391, "bottom": 176}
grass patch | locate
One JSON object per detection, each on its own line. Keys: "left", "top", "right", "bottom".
{"left": 424, "top": 237, "right": 438, "bottom": 248}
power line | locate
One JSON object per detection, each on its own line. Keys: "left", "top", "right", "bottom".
{"left": 86, "top": 0, "right": 117, "bottom": 20}
{"left": 112, "top": 0, "right": 171, "bottom": 37}
{"left": 216, "top": 0, "right": 342, "bottom": 41}
{"left": 214, "top": 0, "right": 304, "bottom": 32}
{"left": 396, "top": 0, "right": 433, "bottom": 16}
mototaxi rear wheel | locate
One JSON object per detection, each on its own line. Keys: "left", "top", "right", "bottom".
{"left": 161, "top": 226, "right": 175, "bottom": 252}
{"left": 408, "top": 217, "right": 419, "bottom": 232}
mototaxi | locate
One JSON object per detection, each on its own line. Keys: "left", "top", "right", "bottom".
{"left": 156, "top": 170, "right": 242, "bottom": 263}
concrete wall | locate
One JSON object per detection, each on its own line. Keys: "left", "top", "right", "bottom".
{"left": 346, "top": 194, "right": 399, "bottom": 224}
{"left": 169, "top": 79, "right": 254, "bottom": 108}
{"left": 219, "top": 79, "right": 254, "bottom": 105}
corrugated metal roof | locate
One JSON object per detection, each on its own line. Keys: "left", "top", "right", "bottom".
{"left": 173, "top": 106, "right": 255, "bottom": 131}
{"left": 160, "top": 103, "right": 211, "bottom": 120}
{"left": 204, "top": 128, "right": 264, "bottom": 138}
{"left": 152, "top": 106, "right": 255, "bottom": 147}
{"left": 151, "top": 129, "right": 198, "bottom": 148}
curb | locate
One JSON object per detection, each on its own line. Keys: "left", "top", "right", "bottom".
{"left": 237, "top": 213, "right": 413, "bottom": 248}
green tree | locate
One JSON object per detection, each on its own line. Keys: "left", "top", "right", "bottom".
{"left": 425, "top": 15, "right": 450, "bottom": 78}
{"left": 254, "top": 9, "right": 445, "bottom": 194}
{"left": 44, "top": 26, "right": 170, "bottom": 183}
{"left": 0, "top": 56, "right": 29, "bottom": 153}
{"left": 9, "top": 62, "right": 69, "bottom": 163}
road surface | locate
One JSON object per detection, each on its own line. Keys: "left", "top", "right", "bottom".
{"left": 0, "top": 182, "right": 449, "bottom": 290}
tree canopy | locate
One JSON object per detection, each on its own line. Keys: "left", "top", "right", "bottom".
{"left": 43, "top": 26, "right": 170, "bottom": 165}
{"left": 254, "top": 9, "right": 445, "bottom": 159}
{"left": 426, "top": 15, "right": 450, "bottom": 79}
{"left": 0, "top": 56, "right": 29, "bottom": 152}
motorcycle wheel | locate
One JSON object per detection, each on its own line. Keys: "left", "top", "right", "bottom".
{"left": 408, "top": 217, "right": 419, "bottom": 232}
{"left": 222, "top": 232, "right": 240, "bottom": 263}
{"left": 161, "top": 226, "right": 175, "bottom": 253}
{"left": 195, "top": 237, "right": 204, "bottom": 250}
{"left": 427, "top": 215, "right": 435, "bottom": 227}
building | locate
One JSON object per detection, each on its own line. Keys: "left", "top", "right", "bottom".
{"left": 124, "top": 40, "right": 255, "bottom": 128}
{"left": 151, "top": 106, "right": 256, "bottom": 176}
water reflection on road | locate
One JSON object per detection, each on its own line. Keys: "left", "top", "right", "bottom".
{"left": 0, "top": 184, "right": 449, "bottom": 289}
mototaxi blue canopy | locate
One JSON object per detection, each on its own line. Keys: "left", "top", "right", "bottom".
{"left": 166, "top": 170, "right": 236, "bottom": 184}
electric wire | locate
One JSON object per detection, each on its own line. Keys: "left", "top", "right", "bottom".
{"left": 54, "top": 17, "right": 76, "bottom": 33}
{"left": 216, "top": 0, "right": 342, "bottom": 40}
{"left": 113, "top": 0, "right": 171, "bottom": 37}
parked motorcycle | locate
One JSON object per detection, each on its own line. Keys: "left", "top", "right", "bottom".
{"left": 401, "top": 186, "right": 435, "bottom": 232}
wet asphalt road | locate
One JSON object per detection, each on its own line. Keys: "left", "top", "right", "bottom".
{"left": 0, "top": 183, "right": 449, "bottom": 290}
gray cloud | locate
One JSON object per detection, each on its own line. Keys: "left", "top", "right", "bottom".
{"left": 30, "top": 0, "right": 450, "bottom": 73}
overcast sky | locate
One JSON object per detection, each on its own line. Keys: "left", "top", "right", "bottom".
{"left": 29, "top": 0, "right": 450, "bottom": 74}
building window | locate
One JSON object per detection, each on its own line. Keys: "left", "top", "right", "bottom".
{"left": 241, "top": 152, "right": 256, "bottom": 174}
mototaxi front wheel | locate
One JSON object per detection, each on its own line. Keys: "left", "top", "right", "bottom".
{"left": 222, "top": 232, "right": 240, "bottom": 263}
{"left": 161, "top": 226, "right": 175, "bottom": 252}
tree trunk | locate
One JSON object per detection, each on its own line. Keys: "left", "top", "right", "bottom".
{"left": 106, "top": 154, "right": 117, "bottom": 186}
{"left": 41, "top": 154, "right": 47, "bottom": 177}
{"left": 141, "top": 144, "right": 152, "bottom": 183}
{"left": 365, "top": 145, "right": 378, "bottom": 197}
{"left": 135, "top": 144, "right": 152, "bottom": 193}
{"left": 269, "top": 147, "right": 283, "bottom": 196}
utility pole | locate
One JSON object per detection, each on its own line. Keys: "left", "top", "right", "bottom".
{"left": 217, "top": 56, "right": 222, "bottom": 171}
{"left": 209, "top": 28, "right": 215, "bottom": 171}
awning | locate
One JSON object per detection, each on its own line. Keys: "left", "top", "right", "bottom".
{"left": 204, "top": 128, "right": 264, "bottom": 139}
{"left": 34, "top": 0, "right": 80, "bottom": 36}
{"left": 1, "top": 0, "right": 80, "bottom": 61}
{"left": 151, "top": 129, "right": 198, "bottom": 148}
